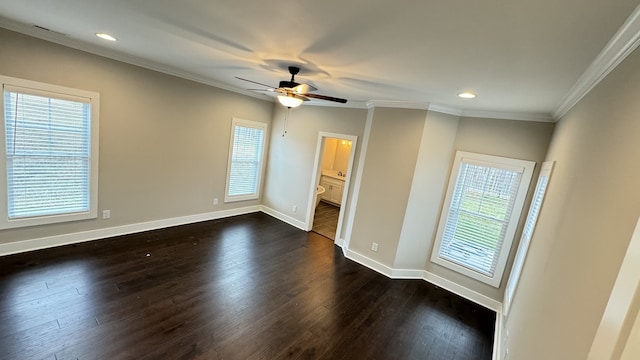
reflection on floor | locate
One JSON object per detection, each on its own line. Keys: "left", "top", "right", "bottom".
{"left": 312, "top": 201, "right": 340, "bottom": 240}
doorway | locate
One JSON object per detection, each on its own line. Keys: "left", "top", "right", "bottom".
{"left": 305, "top": 132, "right": 357, "bottom": 245}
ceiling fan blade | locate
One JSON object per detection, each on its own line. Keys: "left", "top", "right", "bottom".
{"left": 292, "top": 83, "right": 317, "bottom": 94}
{"left": 303, "top": 93, "right": 348, "bottom": 103}
{"left": 235, "top": 76, "right": 275, "bottom": 89}
{"left": 246, "top": 88, "right": 277, "bottom": 92}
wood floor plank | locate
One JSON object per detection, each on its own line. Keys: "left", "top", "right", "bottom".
{"left": 0, "top": 213, "right": 495, "bottom": 360}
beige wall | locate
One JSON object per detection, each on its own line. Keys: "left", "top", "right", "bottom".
{"left": 504, "top": 46, "right": 640, "bottom": 358}
{"left": 319, "top": 138, "right": 352, "bottom": 173}
{"left": 348, "top": 107, "right": 427, "bottom": 265}
{"left": 395, "top": 110, "right": 459, "bottom": 269}
{"left": 0, "top": 28, "right": 273, "bottom": 245}
{"left": 333, "top": 140, "right": 352, "bottom": 173}
{"left": 344, "top": 106, "right": 553, "bottom": 301}
{"left": 429, "top": 117, "right": 555, "bottom": 299}
{"left": 320, "top": 138, "right": 338, "bottom": 170}
{"left": 10, "top": 25, "right": 639, "bottom": 359}
{"left": 621, "top": 310, "right": 640, "bottom": 360}
{"left": 262, "top": 105, "right": 367, "bottom": 228}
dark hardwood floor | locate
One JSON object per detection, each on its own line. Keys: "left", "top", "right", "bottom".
{"left": 312, "top": 201, "right": 339, "bottom": 240}
{"left": 0, "top": 213, "right": 495, "bottom": 360}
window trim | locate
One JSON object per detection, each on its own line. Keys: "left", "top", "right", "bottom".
{"left": 503, "top": 160, "right": 554, "bottom": 315}
{"left": 224, "top": 117, "right": 268, "bottom": 203}
{"left": 0, "top": 76, "right": 100, "bottom": 229}
{"left": 430, "top": 151, "right": 535, "bottom": 287}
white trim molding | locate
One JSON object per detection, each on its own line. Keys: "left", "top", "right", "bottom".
{"left": 427, "top": 104, "right": 463, "bottom": 117}
{"left": 460, "top": 109, "right": 554, "bottom": 123}
{"left": 0, "top": 207, "right": 503, "bottom": 359}
{"left": 0, "top": 206, "right": 261, "bottom": 256}
{"left": 588, "top": 215, "right": 640, "bottom": 359}
{"left": 554, "top": 5, "right": 640, "bottom": 120}
{"left": 428, "top": 104, "right": 554, "bottom": 123}
{"left": 346, "top": 248, "right": 396, "bottom": 276}
{"left": 345, "top": 248, "right": 502, "bottom": 312}
{"left": 366, "top": 100, "right": 430, "bottom": 110}
{"left": 260, "top": 206, "right": 308, "bottom": 231}
{"left": 0, "top": 16, "right": 363, "bottom": 112}
{"left": 0, "top": 206, "right": 502, "bottom": 312}
{"left": 344, "top": 247, "right": 503, "bottom": 360}
{"left": 3, "top": 6, "right": 640, "bottom": 125}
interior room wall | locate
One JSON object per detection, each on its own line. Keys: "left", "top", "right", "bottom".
{"left": 621, "top": 310, "right": 640, "bottom": 360}
{"left": 11, "top": 25, "right": 640, "bottom": 359}
{"left": 394, "top": 110, "right": 460, "bottom": 270}
{"left": 332, "top": 140, "right": 352, "bottom": 173}
{"left": 589, "top": 218, "right": 640, "bottom": 360}
{"left": 504, "top": 46, "right": 640, "bottom": 359}
{"left": 343, "top": 105, "right": 554, "bottom": 303}
{"left": 261, "top": 105, "right": 367, "bottom": 229}
{"left": 347, "top": 107, "right": 427, "bottom": 266}
{"left": 320, "top": 138, "right": 338, "bottom": 171}
{"left": 319, "top": 138, "right": 351, "bottom": 174}
{"left": 0, "top": 28, "right": 274, "bottom": 247}
{"left": 423, "top": 116, "right": 555, "bottom": 300}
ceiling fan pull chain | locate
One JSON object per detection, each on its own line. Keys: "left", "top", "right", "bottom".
{"left": 282, "top": 107, "right": 290, "bottom": 136}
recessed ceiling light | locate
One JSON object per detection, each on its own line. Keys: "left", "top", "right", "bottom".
{"left": 458, "top": 92, "right": 477, "bottom": 99}
{"left": 96, "top": 33, "right": 117, "bottom": 41}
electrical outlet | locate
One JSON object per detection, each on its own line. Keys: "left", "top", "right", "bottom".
{"left": 213, "top": 198, "right": 218, "bottom": 205}
{"left": 371, "top": 242, "right": 379, "bottom": 252}
{"left": 292, "top": 205, "right": 297, "bottom": 212}
{"left": 102, "top": 210, "right": 111, "bottom": 219}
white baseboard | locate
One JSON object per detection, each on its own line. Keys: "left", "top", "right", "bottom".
{"left": 345, "top": 248, "right": 502, "bottom": 312}
{"left": 2, "top": 209, "right": 502, "bottom": 314}
{"left": 1, "top": 210, "right": 503, "bottom": 359}
{"left": 0, "top": 206, "right": 260, "bottom": 256}
{"left": 344, "top": 247, "right": 503, "bottom": 360}
{"left": 260, "top": 206, "right": 307, "bottom": 230}
{"left": 422, "top": 271, "right": 502, "bottom": 312}
{"left": 493, "top": 307, "right": 504, "bottom": 360}
{"left": 345, "top": 249, "right": 395, "bottom": 277}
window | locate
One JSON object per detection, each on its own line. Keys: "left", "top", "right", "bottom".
{"left": 0, "top": 76, "right": 99, "bottom": 229}
{"left": 225, "top": 118, "right": 267, "bottom": 202}
{"left": 503, "top": 161, "right": 554, "bottom": 315}
{"left": 431, "top": 151, "right": 535, "bottom": 287}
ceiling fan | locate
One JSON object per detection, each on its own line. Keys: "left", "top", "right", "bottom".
{"left": 236, "top": 66, "right": 348, "bottom": 108}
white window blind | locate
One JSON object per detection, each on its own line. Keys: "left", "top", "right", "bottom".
{"left": 503, "top": 161, "right": 554, "bottom": 315}
{"left": 1, "top": 76, "right": 99, "bottom": 229}
{"left": 5, "top": 91, "right": 91, "bottom": 218}
{"left": 225, "top": 118, "right": 267, "bottom": 202}
{"left": 431, "top": 151, "right": 535, "bottom": 287}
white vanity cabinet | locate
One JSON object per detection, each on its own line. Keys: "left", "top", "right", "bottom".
{"left": 319, "top": 176, "right": 344, "bottom": 205}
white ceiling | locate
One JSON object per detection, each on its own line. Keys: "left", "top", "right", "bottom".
{"left": 1, "top": 0, "right": 640, "bottom": 120}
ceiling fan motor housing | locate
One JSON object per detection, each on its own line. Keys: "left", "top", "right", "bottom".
{"left": 236, "top": 65, "right": 347, "bottom": 103}
{"left": 279, "top": 80, "right": 299, "bottom": 89}
{"left": 279, "top": 66, "right": 302, "bottom": 89}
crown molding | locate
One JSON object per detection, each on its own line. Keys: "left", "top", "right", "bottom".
{"left": 366, "top": 101, "right": 554, "bottom": 122}
{"left": 366, "top": 100, "right": 430, "bottom": 110}
{"left": 0, "top": 16, "right": 272, "bottom": 102}
{"left": 428, "top": 104, "right": 463, "bottom": 116}
{"left": 303, "top": 99, "right": 368, "bottom": 109}
{"left": 460, "top": 109, "right": 555, "bottom": 122}
{"left": 553, "top": 4, "right": 640, "bottom": 120}
{"left": 4, "top": 7, "right": 639, "bottom": 123}
{"left": 428, "top": 104, "right": 554, "bottom": 122}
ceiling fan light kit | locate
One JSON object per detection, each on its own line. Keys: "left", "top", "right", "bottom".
{"left": 237, "top": 66, "right": 348, "bottom": 108}
{"left": 277, "top": 94, "right": 304, "bottom": 108}
{"left": 458, "top": 92, "right": 477, "bottom": 99}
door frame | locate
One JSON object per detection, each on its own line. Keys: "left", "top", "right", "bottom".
{"left": 304, "top": 131, "right": 358, "bottom": 247}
